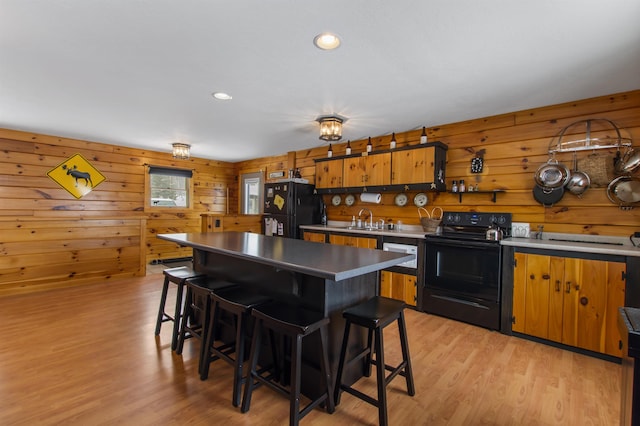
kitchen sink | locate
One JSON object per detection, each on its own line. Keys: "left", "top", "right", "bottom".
{"left": 339, "top": 225, "right": 380, "bottom": 231}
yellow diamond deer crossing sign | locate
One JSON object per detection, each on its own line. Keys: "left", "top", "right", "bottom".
{"left": 47, "top": 154, "right": 106, "bottom": 199}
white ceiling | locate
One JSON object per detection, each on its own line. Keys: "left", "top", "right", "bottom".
{"left": 1, "top": 1, "right": 639, "bottom": 162}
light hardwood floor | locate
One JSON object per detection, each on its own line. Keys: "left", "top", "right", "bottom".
{"left": 0, "top": 273, "right": 621, "bottom": 425}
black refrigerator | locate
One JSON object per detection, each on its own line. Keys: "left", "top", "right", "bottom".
{"left": 262, "top": 181, "right": 321, "bottom": 239}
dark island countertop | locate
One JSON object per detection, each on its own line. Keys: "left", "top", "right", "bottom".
{"left": 157, "top": 232, "right": 415, "bottom": 282}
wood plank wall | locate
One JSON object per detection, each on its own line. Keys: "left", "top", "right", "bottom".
{"left": 0, "top": 130, "right": 236, "bottom": 295}
{"left": 1, "top": 89, "right": 638, "bottom": 296}
{"left": 237, "top": 90, "right": 640, "bottom": 237}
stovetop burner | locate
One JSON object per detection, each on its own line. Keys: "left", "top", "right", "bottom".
{"left": 428, "top": 211, "right": 512, "bottom": 241}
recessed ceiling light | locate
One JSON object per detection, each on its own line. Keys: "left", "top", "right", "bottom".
{"left": 313, "top": 33, "right": 341, "bottom": 50}
{"left": 212, "top": 92, "right": 232, "bottom": 100}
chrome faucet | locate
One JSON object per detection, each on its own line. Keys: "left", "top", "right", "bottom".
{"left": 358, "top": 208, "right": 374, "bottom": 229}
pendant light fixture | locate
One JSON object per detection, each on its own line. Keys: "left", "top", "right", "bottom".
{"left": 172, "top": 143, "right": 191, "bottom": 159}
{"left": 317, "top": 116, "right": 343, "bottom": 141}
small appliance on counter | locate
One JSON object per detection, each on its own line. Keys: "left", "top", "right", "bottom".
{"left": 262, "top": 181, "right": 321, "bottom": 239}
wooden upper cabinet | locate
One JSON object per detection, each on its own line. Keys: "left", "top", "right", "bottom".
{"left": 315, "top": 159, "right": 343, "bottom": 189}
{"left": 313, "top": 142, "right": 447, "bottom": 192}
{"left": 391, "top": 145, "right": 435, "bottom": 184}
{"left": 343, "top": 153, "right": 391, "bottom": 187}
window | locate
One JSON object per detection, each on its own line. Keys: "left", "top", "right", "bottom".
{"left": 148, "top": 166, "right": 192, "bottom": 208}
{"left": 240, "top": 171, "right": 263, "bottom": 214}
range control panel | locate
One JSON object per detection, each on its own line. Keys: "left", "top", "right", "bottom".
{"left": 441, "top": 211, "right": 512, "bottom": 228}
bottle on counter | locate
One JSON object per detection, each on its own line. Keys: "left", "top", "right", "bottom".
{"left": 451, "top": 180, "right": 458, "bottom": 192}
{"left": 345, "top": 140, "right": 352, "bottom": 155}
{"left": 459, "top": 179, "right": 466, "bottom": 192}
{"left": 390, "top": 133, "right": 396, "bottom": 149}
{"left": 366, "top": 137, "right": 373, "bottom": 153}
{"left": 351, "top": 215, "right": 356, "bottom": 227}
{"left": 321, "top": 203, "right": 327, "bottom": 226}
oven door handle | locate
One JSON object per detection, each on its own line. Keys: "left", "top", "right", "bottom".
{"left": 432, "top": 294, "right": 490, "bottom": 309}
{"left": 426, "top": 238, "right": 498, "bottom": 250}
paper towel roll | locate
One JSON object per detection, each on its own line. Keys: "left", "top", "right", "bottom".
{"left": 360, "top": 193, "right": 382, "bottom": 204}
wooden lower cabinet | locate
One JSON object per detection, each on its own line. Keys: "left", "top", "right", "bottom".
{"left": 302, "top": 231, "right": 327, "bottom": 243}
{"left": 303, "top": 231, "right": 418, "bottom": 306}
{"left": 328, "top": 234, "right": 377, "bottom": 249}
{"left": 380, "top": 270, "right": 417, "bottom": 307}
{"left": 512, "top": 252, "right": 625, "bottom": 357}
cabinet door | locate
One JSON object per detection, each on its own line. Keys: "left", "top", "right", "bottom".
{"left": 512, "top": 252, "right": 527, "bottom": 333}
{"left": 513, "top": 253, "right": 626, "bottom": 357}
{"left": 570, "top": 259, "right": 608, "bottom": 353}
{"left": 328, "top": 234, "right": 377, "bottom": 249}
{"left": 303, "top": 231, "right": 327, "bottom": 243}
{"left": 343, "top": 153, "right": 391, "bottom": 187}
{"left": 380, "top": 270, "right": 417, "bottom": 306}
{"left": 605, "top": 261, "right": 626, "bottom": 357}
{"left": 315, "top": 159, "right": 343, "bottom": 189}
{"left": 549, "top": 256, "right": 572, "bottom": 344}
{"left": 523, "top": 254, "right": 552, "bottom": 339}
{"left": 391, "top": 146, "right": 435, "bottom": 184}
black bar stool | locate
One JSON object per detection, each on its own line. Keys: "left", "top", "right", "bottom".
{"left": 174, "top": 276, "right": 236, "bottom": 361}
{"left": 241, "top": 301, "right": 335, "bottom": 426}
{"left": 200, "top": 287, "right": 271, "bottom": 407}
{"left": 154, "top": 266, "right": 205, "bottom": 350}
{"left": 334, "top": 296, "right": 415, "bottom": 426}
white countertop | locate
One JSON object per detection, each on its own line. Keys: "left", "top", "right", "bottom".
{"left": 501, "top": 232, "right": 640, "bottom": 257}
{"left": 301, "top": 221, "right": 430, "bottom": 239}
{"left": 301, "top": 224, "right": 640, "bottom": 257}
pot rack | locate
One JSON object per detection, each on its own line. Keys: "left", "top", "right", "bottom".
{"left": 548, "top": 118, "right": 632, "bottom": 154}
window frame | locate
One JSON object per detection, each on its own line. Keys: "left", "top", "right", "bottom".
{"left": 239, "top": 170, "right": 263, "bottom": 215}
{"left": 145, "top": 165, "right": 194, "bottom": 211}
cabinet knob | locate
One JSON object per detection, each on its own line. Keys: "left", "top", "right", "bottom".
{"left": 542, "top": 274, "right": 550, "bottom": 280}
{"left": 580, "top": 296, "right": 589, "bottom": 306}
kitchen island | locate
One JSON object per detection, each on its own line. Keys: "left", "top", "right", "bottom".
{"left": 157, "top": 231, "right": 414, "bottom": 396}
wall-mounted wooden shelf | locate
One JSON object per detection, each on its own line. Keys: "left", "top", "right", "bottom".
{"left": 450, "top": 190, "right": 505, "bottom": 203}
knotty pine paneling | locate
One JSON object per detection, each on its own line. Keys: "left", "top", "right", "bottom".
{"left": 0, "top": 129, "right": 237, "bottom": 295}
{"left": 238, "top": 89, "right": 640, "bottom": 237}
{"left": 2, "top": 89, "right": 639, "bottom": 296}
